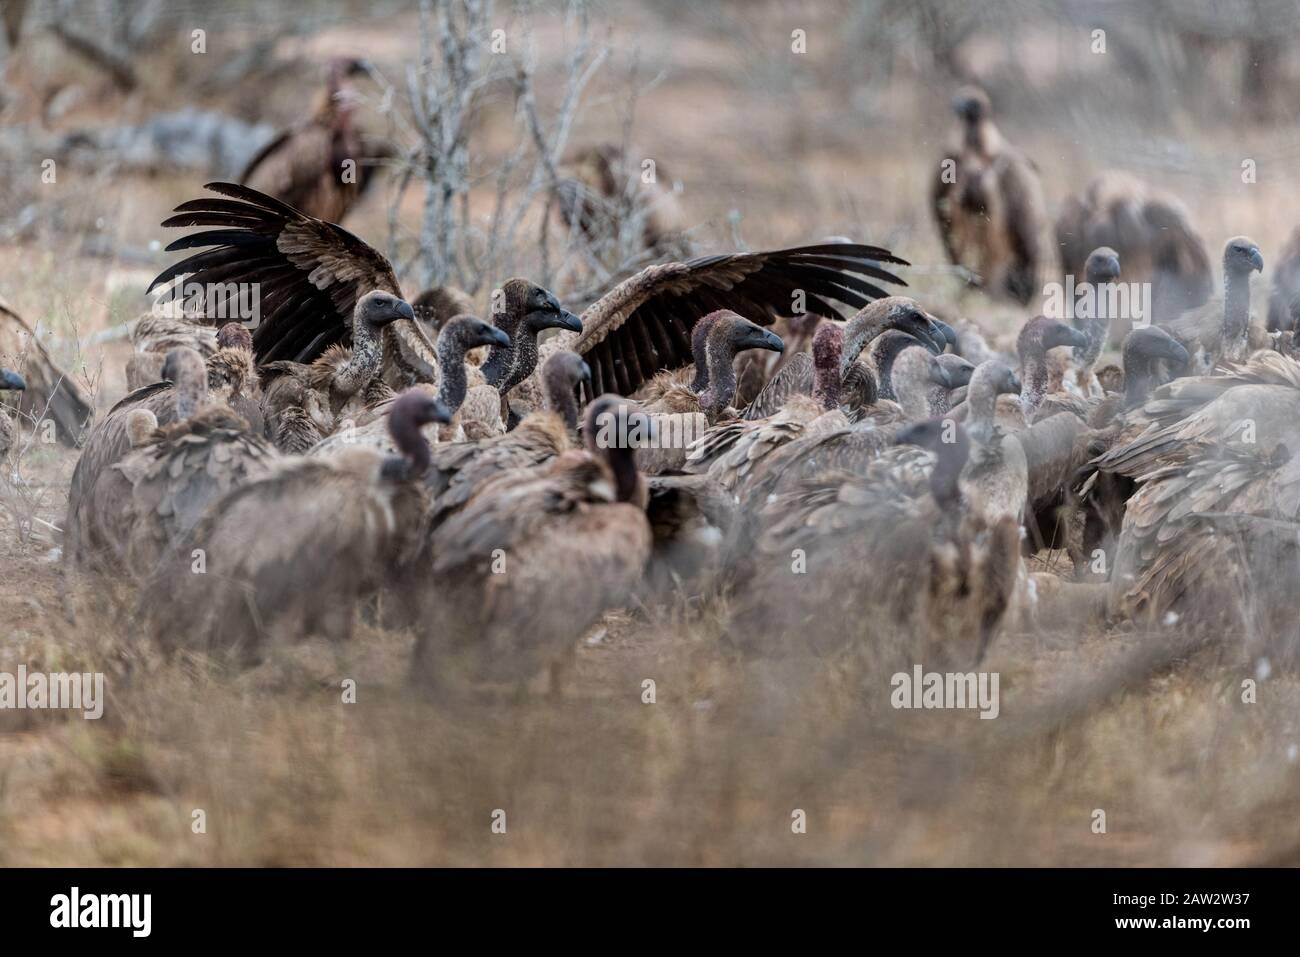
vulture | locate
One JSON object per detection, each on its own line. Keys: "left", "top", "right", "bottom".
{"left": 77, "top": 348, "right": 278, "bottom": 577}
{"left": 555, "top": 142, "right": 688, "bottom": 255}
{"left": 931, "top": 86, "right": 1051, "bottom": 305}
{"left": 1056, "top": 171, "right": 1212, "bottom": 331}
{"left": 0, "top": 367, "right": 25, "bottom": 458}
{"left": 1068, "top": 246, "right": 1122, "bottom": 394}
{"left": 306, "top": 314, "right": 511, "bottom": 457}
{"left": 1267, "top": 225, "right": 1300, "bottom": 332}
{"left": 383, "top": 285, "right": 479, "bottom": 392}
{"left": 1098, "top": 352, "right": 1300, "bottom": 651}
{"left": 64, "top": 337, "right": 264, "bottom": 571}
{"left": 125, "top": 311, "right": 219, "bottom": 391}
{"left": 735, "top": 418, "right": 1021, "bottom": 666}
{"left": 1161, "top": 236, "right": 1265, "bottom": 373}
{"left": 411, "top": 395, "right": 654, "bottom": 695}
{"left": 256, "top": 290, "right": 418, "bottom": 453}
{"left": 1015, "top": 315, "right": 1090, "bottom": 420}
{"left": 151, "top": 183, "right": 907, "bottom": 423}
{"left": 0, "top": 296, "right": 93, "bottom": 447}
{"left": 240, "top": 57, "right": 383, "bottom": 223}
{"left": 140, "top": 390, "right": 451, "bottom": 660}
{"left": 421, "top": 349, "right": 592, "bottom": 530}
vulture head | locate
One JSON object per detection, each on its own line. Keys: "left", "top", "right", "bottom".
{"left": 1223, "top": 236, "right": 1264, "bottom": 277}
{"left": 688, "top": 311, "right": 728, "bottom": 392}
{"left": 892, "top": 343, "right": 956, "bottom": 415}
{"left": 708, "top": 310, "right": 785, "bottom": 359}
{"left": 969, "top": 360, "right": 1022, "bottom": 407}
{"left": 936, "top": 354, "right": 976, "bottom": 391}
{"left": 542, "top": 349, "right": 593, "bottom": 431}
{"left": 895, "top": 417, "right": 971, "bottom": 506}
{"left": 440, "top": 314, "right": 512, "bottom": 353}
{"left": 216, "top": 322, "right": 253, "bottom": 351}
{"left": 207, "top": 345, "right": 259, "bottom": 396}
{"left": 355, "top": 290, "right": 416, "bottom": 333}
{"left": 951, "top": 86, "right": 992, "bottom": 124}
{"left": 501, "top": 279, "right": 583, "bottom": 335}
{"left": 412, "top": 285, "right": 476, "bottom": 336}
{"left": 841, "top": 297, "right": 945, "bottom": 380}
{"left": 1121, "top": 326, "right": 1190, "bottom": 407}
{"left": 1084, "top": 247, "right": 1122, "bottom": 285}
{"left": 584, "top": 394, "right": 654, "bottom": 504}
{"left": 383, "top": 390, "right": 453, "bottom": 481}
{"left": 0, "top": 367, "right": 26, "bottom": 392}
{"left": 161, "top": 347, "right": 209, "bottom": 421}
{"left": 1017, "top": 316, "right": 1090, "bottom": 362}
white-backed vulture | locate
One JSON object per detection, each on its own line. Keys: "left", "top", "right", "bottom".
{"left": 0, "top": 367, "right": 26, "bottom": 458}
{"left": 1068, "top": 246, "right": 1122, "bottom": 394}
{"left": 931, "top": 86, "right": 1051, "bottom": 305}
{"left": 1056, "top": 171, "right": 1212, "bottom": 331}
{"left": 411, "top": 395, "right": 654, "bottom": 694}
{"left": 736, "top": 418, "right": 1021, "bottom": 665}
{"left": 384, "top": 285, "right": 479, "bottom": 391}
{"left": 306, "top": 315, "right": 512, "bottom": 457}
{"left": 239, "top": 57, "right": 384, "bottom": 223}
{"left": 125, "top": 311, "right": 219, "bottom": 391}
{"left": 78, "top": 348, "right": 278, "bottom": 577}
{"left": 140, "top": 390, "right": 451, "bottom": 661}
{"left": 555, "top": 142, "right": 688, "bottom": 256}
{"left": 1161, "top": 236, "right": 1265, "bottom": 372}
{"left": 1015, "top": 315, "right": 1090, "bottom": 420}
{"left": 0, "top": 296, "right": 93, "bottom": 447}
{"left": 1267, "top": 226, "right": 1300, "bottom": 332}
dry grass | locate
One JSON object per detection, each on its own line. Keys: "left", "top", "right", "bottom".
{"left": 2, "top": 0, "right": 1300, "bottom": 867}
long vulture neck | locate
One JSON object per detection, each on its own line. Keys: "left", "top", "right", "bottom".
{"left": 1077, "top": 270, "right": 1110, "bottom": 371}
{"left": 689, "top": 322, "right": 715, "bottom": 393}
{"left": 1123, "top": 349, "right": 1160, "bottom": 410}
{"left": 967, "top": 378, "right": 1000, "bottom": 442}
{"left": 1020, "top": 348, "right": 1049, "bottom": 416}
{"left": 174, "top": 370, "right": 205, "bottom": 422}
{"left": 930, "top": 430, "right": 971, "bottom": 506}
{"left": 812, "top": 352, "right": 841, "bottom": 411}
{"left": 605, "top": 445, "right": 642, "bottom": 504}
{"left": 842, "top": 316, "right": 887, "bottom": 381}
{"left": 435, "top": 330, "right": 470, "bottom": 414}
{"left": 927, "top": 383, "right": 953, "bottom": 417}
{"left": 481, "top": 313, "right": 521, "bottom": 389}
{"left": 698, "top": 333, "right": 737, "bottom": 419}
{"left": 1223, "top": 266, "right": 1252, "bottom": 348}
{"left": 964, "top": 118, "right": 999, "bottom": 156}
{"left": 544, "top": 370, "right": 580, "bottom": 433}
{"left": 381, "top": 419, "right": 431, "bottom": 482}
{"left": 335, "top": 319, "right": 382, "bottom": 398}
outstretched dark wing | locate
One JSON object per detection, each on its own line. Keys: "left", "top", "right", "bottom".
{"left": 148, "top": 183, "right": 401, "bottom": 365}
{"left": 575, "top": 243, "right": 909, "bottom": 396}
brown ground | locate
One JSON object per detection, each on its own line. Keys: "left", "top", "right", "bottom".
{"left": 2, "top": 1, "right": 1299, "bottom": 866}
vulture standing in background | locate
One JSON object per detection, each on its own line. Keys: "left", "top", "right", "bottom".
{"left": 931, "top": 86, "right": 1051, "bottom": 305}
{"left": 555, "top": 142, "right": 689, "bottom": 256}
{"left": 151, "top": 183, "right": 908, "bottom": 433}
{"left": 125, "top": 311, "right": 218, "bottom": 391}
{"left": 77, "top": 348, "right": 278, "bottom": 578}
{"left": 1160, "top": 236, "right": 1265, "bottom": 373}
{"left": 0, "top": 367, "right": 25, "bottom": 458}
{"left": 737, "top": 418, "right": 1021, "bottom": 666}
{"left": 412, "top": 395, "right": 654, "bottom": 696}
{"left": 140, "top": 391, "right": 451, "bottom": 660}
{"left": 1056, "top": 171, "right": 1212, "bottom": 331}
{"left": 0, "top": 296, "right": 93, "bottom": 447}
{"left": 1267, "top": 225, "right": 1300, "bottom": 332}
{"left": 240, "top": 57, "right": 384, "bottom": 223}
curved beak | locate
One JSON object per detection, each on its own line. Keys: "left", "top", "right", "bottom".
{"left": 1161, "top": 339, "right": 1191, "bottom": 366}
{"left": 752, "top": 328, "right": 785, "bottom": 353}
{"left": 931, "top": 318, "right": 957, "bottom": 351}
{"left": 1008, "top": 373, "right": 1023, "bottom": 395}
{"left": 546, "top": 308, "right": 583, "bottom": 334}
{"left": 429, "top": 398, "right": 453, "bottom": 425}
{"left": 485, "top": 326, "right": 512, "bottom": 349}
{"left": 0, "top": 368, "right": 26, "bottom": 391}
{"left": 395, "top": 299, "right": 416, "bottom": 323}
{"left": 1248, "top": 246, "right": 1265, "bottom": 273}
{"left": 1063, "top": 326, "right": 1091, "bottom": 350}
{"left": 579, "top": 359, "right": 593, "bottom": 386}
{"left": 934, "top": 363, "right": 955, "bottom": 390}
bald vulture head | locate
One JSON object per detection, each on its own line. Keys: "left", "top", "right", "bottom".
{"left": 1017, "top": 316, "right": 1090, "bottom": 361}
{"left": 936, "top": 354, "right": 975, "bottom": 390}
{"left": 439, "top": 314, "right": 512, "bottom": 354}
{"left": 382, "top": 390, "right": 452, "bottom": 481}
{"left": 841, "top": 297, "right": 947, "bottom": 379}
{"left": 951, "top": 86, "right": 992, "bottom": 125}
{"left": 1121, "top": 326, "right": 1190, "bottom": 408}
{"left": 354, "top": 290, "right": 416, "bottom": 335}
{"left": 969, "top": 360, "right": 1022, "bottom": 405}
{"left": 216, "top": 322, "right": 253, "bottom": 351}
{"left": 542, "top": 349, "right": 592, "bottom": 431}
{"left": 1084, "top": 247, "right": 1122, "bottom": 285}
{"left": 0, "top": 368, "right": 25, "bottom": 392}
{"left": 499, "top": 279, "right": 583, "bottom": 335}
{"left": 161, "top": 347, "right": 208, "bottom": 421}
{"left": 583, "top": 394, "right": 655, "bottom": 503}
{"left": 1223, "top": 236, "right": 1264, "bottom": 278}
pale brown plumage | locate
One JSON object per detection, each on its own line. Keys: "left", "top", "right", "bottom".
{"left": 931, "top": 86, "right": 1051, "bottom": 305}
{"left": 412, "top": 396, "right": 653, "bottom": 693}
{"left": 1160, "top": 236, "right": 1265, "bottom": 373}
{"left": 125, "top": 311, "right": 218, "bottom": 391}
{"left": 139, "top": 391, "right": 450, "bottom": 660}
{"left": 1056, "top": 171, "right": 1212, "bottom": 330}
{"left": 240, "top": 58, "right": 384, "bottom": 223}
{"left": 0, "top": 296, "right": 93, "bottom": 447}
{"left": 555, "top": 142, "right": 688, "bottom": 255}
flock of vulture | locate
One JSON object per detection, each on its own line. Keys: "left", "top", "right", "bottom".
{"left": 4, "top": 74, "right": 1300, "bottom": 691}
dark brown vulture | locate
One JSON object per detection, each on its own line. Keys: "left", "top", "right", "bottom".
{"left": 150, "top": 183, "right": 909, "bottom": 421}
{"left": 0, "top": 296, "right": 93, "bottom": 446}
{"left": 931, "top": 86, "right": 1051, "bottom": 305}
{"left": 240, "top": 57, "right": 385, "bottom": 223}
{"left": 1056, "top": 171, "right": 1213, "bottom": 331}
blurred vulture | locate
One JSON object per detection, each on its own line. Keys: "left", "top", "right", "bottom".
{"left": 141, "top": 391, "right": 450, "bottom": 660}
{"left": 0, "top": 296, "right": 93, "bottom": 446}
{"left": 125, "top": 311, "right": 218, "bottom": 391}
{"left": 735, "top": 418, "right": 1021, "bottom": 666}
{"left": 64, "top": 337, "right": 263, "bottom": 571}
{"left": 240, "top": 57, "right": 384, "bottom": 223}
{"left": 0, "top": 367, "right": 26, "bottom": 458}
{"left": 411, "top": 396, "right": 654, "bottom": 695}
{"left": 931, "top": 86, "right": 1051, "bottom": 305}
{"left": 555, "top": 142, "right": 688, "bottom": 256}
{"left": 77, "top": 348, "right": 277, "bottom": 577}
{"left": 1161, "top": 236, "right": 1265, "bottom": 372}
{"left": 1056, "top": 171, "right": 1212, "bottom": 330}
{"left": 1267, "top": 226, "right": 1300, "bottom": 332}
{"left": 151, "top": 183, "right": 908, "bottom": 450}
